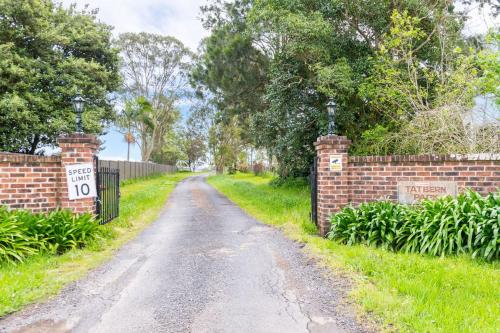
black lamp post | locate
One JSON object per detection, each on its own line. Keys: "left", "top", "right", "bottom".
{"left": 327, "top": 99, "right": 336, "bottom": 135}
{"left": 72, "top": 93, "right": 86, "bottom": 133}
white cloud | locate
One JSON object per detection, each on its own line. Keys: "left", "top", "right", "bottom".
{"left": 60, "top": 0, "right": 209, "bottom": 50}
{"left": 456, "top": 3, "right": 499, "bottom": 36}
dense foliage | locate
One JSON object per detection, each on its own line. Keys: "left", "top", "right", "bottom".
{"left": 0, "top": 208, "right": 101, "bottom": 264}
{"left": 357, "top": 13, "right": 500, "bottom": 155}
{"left": 193, "top": 0, "right": 499, "bottom": 177}
{"left": 328, "top": 191, "right": 500, "bottom": 260}
{"left": 0, "top": 0, "right": 121, "bottom": 154}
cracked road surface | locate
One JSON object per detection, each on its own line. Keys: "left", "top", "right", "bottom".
{"left": 0, "top": 175, "right": 368, "bottom": 333}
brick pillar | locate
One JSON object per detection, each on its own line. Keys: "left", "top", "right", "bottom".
{"left": 57, "top": 134, "right": 99, "bottom": 214}
{"left": 314, "top": 135, "right": 351, "bottom": 236}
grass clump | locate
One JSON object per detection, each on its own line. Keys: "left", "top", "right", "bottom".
{"left": 329, "top": 191, "right": 499, "bottom": 260}
{"left": 0, "top": 209, "right": 100, "bottom": 264}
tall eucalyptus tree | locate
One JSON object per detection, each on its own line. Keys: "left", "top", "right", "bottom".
{"left": 115, "top": 33, "right": 192, "bottom": 161}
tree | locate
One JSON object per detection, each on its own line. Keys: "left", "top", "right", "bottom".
{"left": 358, "top": 12, "right": 499, "bottom": 154}
{"left": 0, "top": 0, "right": 121, "bottom": 154}
{"left": 247, "top": 0, "right": 472, "bottom": 175}
{"left": 476, "top": 32, "right": 500, "bottom": 106}
{"left": 181, "top": 117, "right": 207, "bottom": 171}
{"left": 116, "top": 32, "right": 191, "bottom": 161}
{"left": 150, "top": 128, "right": 186, "bottom": 166}
{"left": 116, "top": 33, "right": 191, "bottom": 107}
{"left": 116, "top": 104, "right": 139, "bottom": 161}
{"left": 117, "top": 96, "right": 180, "bottom": 162}
{"left": 191, "top": 0, "right": 268, "bottom": 148}
{"left": 209, "top": 116, "right": 244, "bottom": 174}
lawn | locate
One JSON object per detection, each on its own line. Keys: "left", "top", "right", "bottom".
{"left": 0, "top": 172, "right": 191, "bottom": 317}
{"left": 208, "top": 173, "right": 500, "bottom": 333}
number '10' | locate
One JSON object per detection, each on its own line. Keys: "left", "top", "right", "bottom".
{"left": 74, "top": 184, "right": 90, "bottom": 196}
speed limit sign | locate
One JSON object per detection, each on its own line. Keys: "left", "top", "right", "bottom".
{"left": 65, "top": 163, "right": 97, "bottom": 200}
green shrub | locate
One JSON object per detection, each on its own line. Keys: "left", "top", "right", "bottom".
{"left": 23, "top": 210, "right": 101, "bottom": 254}
{"left": 0, "top": 212, "right": 39, "bottom": 264}
{"left": 269, "top": 176, "right": 308, "bottom": 188}
{"left": 328, "top": 191, "right": 500, "bottom": 260}
{"left": 0, "top": 207, "right": 102, "bottom": 263}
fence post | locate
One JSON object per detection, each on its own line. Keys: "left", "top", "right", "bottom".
{"left": 57, "top": 134, "right": 100, "bottom": 215}
{"left": 314, "top": 135, "right": 351, "bottom": 236}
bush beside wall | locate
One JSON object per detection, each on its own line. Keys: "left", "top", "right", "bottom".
{"left": 328, "top": 191, "right": 500, "bottom": 261}
{"left": 0, "top": 208, "right": 100, "bottom": 264}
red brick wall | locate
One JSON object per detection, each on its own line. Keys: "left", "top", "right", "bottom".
{"left": 348, "top": 155, "right": 498, "bottom": 204}
{"left": 58, "top": 134, "right": 99, "bottom": 214}
{"left": 0, "top": 153, "right": 62, "bottom": 212}
{"left": 315, "top": 135, "right": 352, "bottom": 236}
{"left": 0, "top": 134, "right": 99, "bottom": 214}
{"left": 315, "top": 135, "right": 500, "bottom": 236}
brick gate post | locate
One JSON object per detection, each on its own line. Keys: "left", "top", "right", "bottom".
{"left": 57, "top": 134, "right": 100, "bottom": 214}
{"left": 314, "top": 135, "right": 351, "bottom": 236}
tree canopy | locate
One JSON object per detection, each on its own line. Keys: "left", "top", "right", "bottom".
{"left": 0, "top": 0, "right": 120, "bottom": 154}
{"left": 192, "top": 0, "right": 499, "bottom": 177}
{"left": 115, "top": 32, "right": 192, "bottom": 161}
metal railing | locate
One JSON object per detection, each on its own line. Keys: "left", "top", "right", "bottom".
{"left": 98, "top": 160, "right": 176, "bottom": 181}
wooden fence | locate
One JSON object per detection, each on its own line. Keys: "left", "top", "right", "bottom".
{"left": 98, "top": 160, "right": 177, "bottom": 181}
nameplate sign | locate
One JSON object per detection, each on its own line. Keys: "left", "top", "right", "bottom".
{"left": 398, "top": 181, "right": 457, "bottom": 204}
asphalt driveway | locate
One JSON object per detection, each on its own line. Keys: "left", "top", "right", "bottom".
{"left": 0, "top": 175, "right": 369, "bottom": 333}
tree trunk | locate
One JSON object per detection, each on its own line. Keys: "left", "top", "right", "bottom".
{"left": 28, "top": 135, "right": 40, "bottom": 155}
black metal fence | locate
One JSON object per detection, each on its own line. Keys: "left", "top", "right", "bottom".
{"left": 310, "top": 157, "right": 318, "bottom": 226}
{"left": 95, "top": 158, "right": 120, "bottom": 225}
{"left": 93, "top": 159, "right": 175, "bottom": 224}
{"left": 98, "top": 160, "right": 176, "bottom": 181}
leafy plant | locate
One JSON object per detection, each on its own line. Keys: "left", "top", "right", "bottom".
{"left": 0, "top": 212, "right": 39, "bottom": 264}
{"left": 0, "top": 207, "right": 102, "bottom": 264}
{"left": 0, "top": 0, "right": 121, "bottom": 154}
{"left": 23, "top": 210, "right": 101, "bottom": 254}
{"left": 328, "top": 191, "right": 500, "bottom": 260}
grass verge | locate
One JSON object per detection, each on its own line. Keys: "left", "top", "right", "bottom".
{"left": 0, "top": 172, "right": 191, "bottom": 317}
{"left": 208, "top": 173, "right": 500, "bottom": 333}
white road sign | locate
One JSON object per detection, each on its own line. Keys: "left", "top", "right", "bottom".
{"left": 65, "top": 163, "right": 97, "bottom": 200}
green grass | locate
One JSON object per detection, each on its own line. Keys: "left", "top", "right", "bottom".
{"left": 208, "top": 173, "right": 500, "bottom": 333}
{"left": 0, "top": 172, "right": 191, "bottom": 317}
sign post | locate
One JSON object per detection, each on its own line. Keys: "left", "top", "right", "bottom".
{"left": 65, "top": 163, "right": 97, "bottom": 200}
